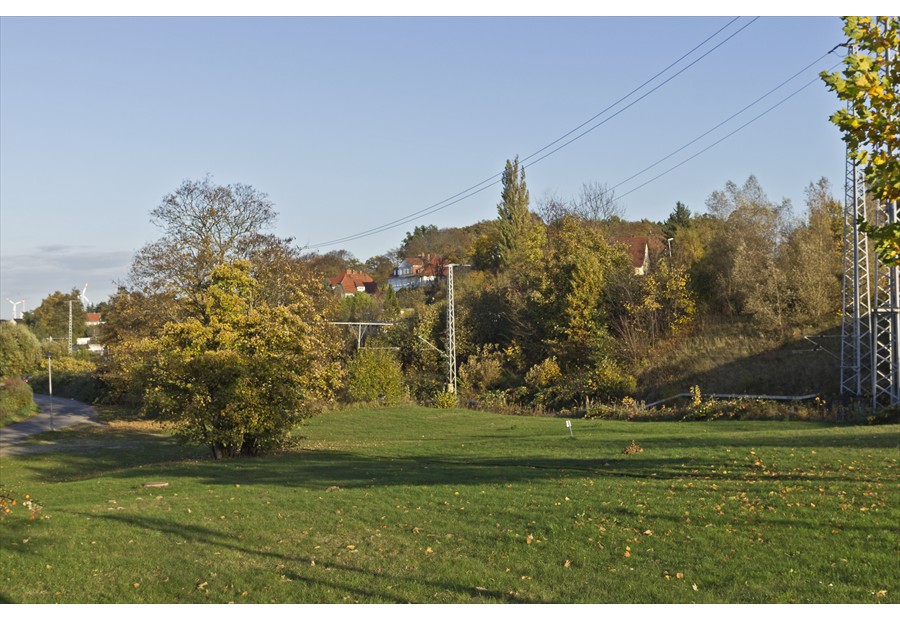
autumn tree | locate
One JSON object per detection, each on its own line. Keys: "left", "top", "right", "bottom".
{"left": 693, "top": 176, "right": 792, "bottom": 320}
{"left": 782, "top": 178, "right": 843, "bottom": 326}
{"left": 821, "top": 16, "right": 899, "bottom": 265}
{"left": 140, "top": 261, "right": 341, "bottom": 459}
{"left": 128, "top": 176, "right": 283, "bottom": 305}
{"left": 344, "top": 348, "right": 405, "bottom": 404}
{"left": 0, "top": 321, "right": 41, "bottom": 378}
{"left": 26, "top": 289, "right": 87, "bottom": 342}
{"left": 609, "top": 259, "right": 696, "bottom": 359}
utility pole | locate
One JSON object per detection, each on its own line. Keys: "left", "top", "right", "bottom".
{"left": 447, "top": 264, "right": 457, "bottom": 393}
{"left": 48, "top": 354, "right": 54, "bottom": 431}
{"left": 445, "top": 264, "right": 470, "bottom": 394}
{"left": 68, "top": 299, "right": 75, "bottom": 354}
{"left": 870, "top": 196, "right": 899, "bottom": 408}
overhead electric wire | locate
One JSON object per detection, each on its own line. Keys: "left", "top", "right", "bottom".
{"left": 609, "top": 52, "right": 836, "bottom": 194}
{"left": 517, "top": 17, "right": 760, "bottom": 172}
{"left": 307, "top": 17, "right": 751, "bottom": 250}
{"left": 615, "top": 60, "right": 844, "bottom": 200}
{"left": 517, "top": 16, "right": 744, "bottom": 167}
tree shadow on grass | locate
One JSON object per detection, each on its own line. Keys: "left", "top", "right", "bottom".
{"left": 15, "top": 418, "right": 897, "bottom": 488}
{"left": 27, "top": 447, "right": 888, "bottom": 492}
{"left": 64, "top": 511, "right": 524, "bottom": 603}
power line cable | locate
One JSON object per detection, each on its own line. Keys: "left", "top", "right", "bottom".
{"left": 307, "top": 17, "right": 751, "bottom": 250}
{"left": 519, "top": 17, "right": 760, "bottom": 172}
{"left": 610, "top": 52, "right": 835, "bottom": 193}
{"left": 518, "top": 16, "right": 744, "bottom": 167}
{"left": 615, "top": 61, "right": 844, "bottom": 201}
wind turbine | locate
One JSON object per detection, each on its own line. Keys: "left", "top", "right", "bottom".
{"left": 7, "top": 298, "right": 25, "bottom": 321}
{"left": 80, "top": 283, "right": 90, "bottom": 310}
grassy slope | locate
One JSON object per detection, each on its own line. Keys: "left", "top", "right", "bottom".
{"left": 1, "top": 406, "right": 897, "bottom": 604}
{"left": 635, "top": 320, "right": 842, "bottom": 402}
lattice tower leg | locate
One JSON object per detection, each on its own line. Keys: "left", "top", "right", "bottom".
{"left": 871, "top": 199, "right": 900, "bottom": 407}
{"left": 840, "top": 157, "right": 872, "bottom": 397}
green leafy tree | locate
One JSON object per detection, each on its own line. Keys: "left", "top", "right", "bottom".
{"left": 27, "top": 290, "right": 87, "bottom": 342}
{"left": 821, "top": 16, "right": 899, "bottom": 265}
{"left": 0, "top": 322, "right": 41, "bottom": 378}
{"left": 661, "top": 201, "right": 692, "bottom": 238}
{"left": 494, "top": 157, "right": 546, "bottom": 270}
{"left": 400, "top": 225, "right": 439, "bottom": 256}
{"left": 141, "top": 261, "right": 341, "bottom": 459}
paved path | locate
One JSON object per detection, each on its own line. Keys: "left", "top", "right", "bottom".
{"left": 0, "top": 395, "right": 102, "bottom": 457}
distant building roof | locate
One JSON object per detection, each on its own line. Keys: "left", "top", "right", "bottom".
{"left": 328, "top": 269, "right": 377, "bottom": 295}
{"left": 614, "top": 236, "right": 650, "bottom": 269}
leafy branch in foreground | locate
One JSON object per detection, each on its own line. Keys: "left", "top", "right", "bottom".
{"left": 821, "top": 16, "right": 899, "bottom": 266}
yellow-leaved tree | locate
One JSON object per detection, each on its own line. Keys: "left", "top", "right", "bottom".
{"left": 140, "top": 261, "right": 341, "bottom": 459}
{"left": 821, "top": 16, "right": 899, "bottom": 266}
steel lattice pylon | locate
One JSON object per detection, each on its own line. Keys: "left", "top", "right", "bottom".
{"left": 840, "top": 159, "right": 900, "bottom": 408}
{"left": 446, "top": 264, "right": 457, "bottom": 393}
{"left": 871, "top": 199, "right": 900, "bottom": 407}
{"left": 840, "top": 157, "right": 872, "bottom": 397}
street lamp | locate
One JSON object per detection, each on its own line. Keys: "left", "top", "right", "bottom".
{"left": 47, "top": 353, "right": 54, "bottom": 431}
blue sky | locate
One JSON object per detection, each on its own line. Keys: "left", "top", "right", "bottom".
{"left": 0, "top": 12, "right": 859, "bottom": 318}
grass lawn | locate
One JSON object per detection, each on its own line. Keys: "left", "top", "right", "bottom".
{"left": 1, "top": 406, "right": 897, "bottom": 604}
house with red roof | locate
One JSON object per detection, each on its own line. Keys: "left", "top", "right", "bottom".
{"left": 328, "top": 269, "right": 378, "bottom": 297}
{"left": 614, "top": 236, "right": 653, "bottom": 276}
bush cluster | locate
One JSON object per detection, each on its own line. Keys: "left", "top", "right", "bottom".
{"left": 28, "top": 356, "right": 105, "bottom": 404}
{"left": 0, "top": 377, "right": 36, "bottom": 424}
{"left": 582, "top": 391, "right": 897, "bottom": 423}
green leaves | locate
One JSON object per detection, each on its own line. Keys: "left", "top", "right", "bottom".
{"left": 141, "top": 260, "right": 342, "bottom": 458}
{"left": 820, "top": 16, "right": 899, "bottom": 220}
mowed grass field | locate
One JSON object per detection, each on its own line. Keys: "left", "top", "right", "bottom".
{"left": 1, "top": 406, "right": 897, "bottom": 604}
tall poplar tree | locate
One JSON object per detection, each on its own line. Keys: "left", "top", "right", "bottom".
{"left": 495, "top": 157, "right": 544, "bottom": 269}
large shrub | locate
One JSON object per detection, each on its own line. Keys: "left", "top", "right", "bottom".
{"left": 0, "top": 322, "right": 41, "bottom": 379}
{"left": 459, "top": 346, "right": 505, "bottom": 396}
{"left": 0, "top": 378, "right": 36, "bottom": 424}
{"left": 344, "top": 348, "right": 406, "bottom": 404}
{"left": 28, "top": 356, "right": 105, "bottom": 404}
